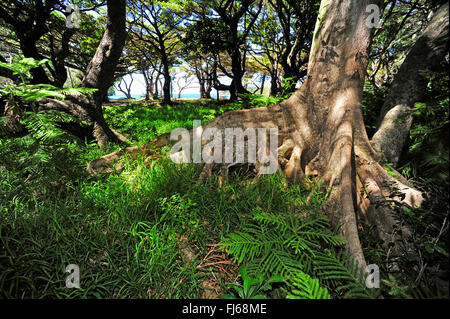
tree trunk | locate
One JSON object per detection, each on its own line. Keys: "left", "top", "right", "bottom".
{"left": 160, "top": 41, "right": 172, "bottom": 105}
{"left": 141, "top": 66, "right": 152, "bottom": 100}
{"left": 199, "top": 77, "right": 206, "bottom": 98}
{"left": 154, "top": 74, "right": 160, "bottom": 98}
{"left": 269, "top": 72, "right": 279, "bottom": 96}
{"left": 88, "top": 0, "right": 424, "bottom": 270}
{"left": 205, "top": 79, "right": 212, "bottom": 99}
{"left": 229, "top": 49, "right": 250, "bottom": 100}
{"left": 198, "top": 70, "right": 213, "bottom": 99}
{"left": 20, "top": 38, "right": 52, "bottom": 85}
{"left": 162, "top": 69, "right": 171, "bottom": 104}
{"left": 81, "top": 0, "right": 127, "bottom": 106}
{"left": 371, "top": 2, "right": 449, "bottom": 166}
{"left": 42, "top": 0, "right": 127, "bottom": 150}
{"left": 260, "top": 73, "right": 266, "bottom": 95}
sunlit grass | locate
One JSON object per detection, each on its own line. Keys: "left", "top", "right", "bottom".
{"left": 0, "top": 97, "right": 299, "bottom": 298}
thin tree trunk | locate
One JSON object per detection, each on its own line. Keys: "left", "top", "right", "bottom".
{"left": 163, "top": 70, "right": 171, "bottom": 104}
{"left": 155, "top": 74, "right": 160, "bottom": 98}
{"left": 260, "top": 73, "right": 266, "bottom": 95}
{"left": 160, "top": 42, "right": 172, "bottom": 105}
{"left": 205, "top": 77, "right": 213, "bottom": 99}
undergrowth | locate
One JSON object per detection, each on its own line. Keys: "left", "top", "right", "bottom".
{"left": 0, "top": 95, "right": 448, "bottom": 299}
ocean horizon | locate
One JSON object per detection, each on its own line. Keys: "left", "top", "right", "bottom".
{"left": 108, "top": 93, "right": 229, "bottom": 100}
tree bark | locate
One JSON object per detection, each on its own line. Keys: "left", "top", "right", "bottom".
{"left": 269, "top": 72, "right": 280, "bottom": 96}
{"left": 42, "top": 0, "right": 127, "bottom": 150}
{"left": 81, "top": 0, "right": 127, "bottom": 106}
{"left": 88, "top": 0, "right": 424, "bottom": 271}
{"left": 371, "top": 2, "right": 449, "bottom": 166}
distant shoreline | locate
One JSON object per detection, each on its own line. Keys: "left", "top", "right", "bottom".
{"left": 108, "top": 94, "right": 230, "bottom": 100}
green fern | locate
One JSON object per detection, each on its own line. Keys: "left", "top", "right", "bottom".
{"left": 314, "top": 249, "right": 379, "bottom": 299}
{"left": 22, "top": 112, "right": 67, "bottom": 143}
{"left": 287, "top": 271, "right": 331, "bottom": 299}
{"left": 222, "top": 210, "right": 343, "bottom": 275}
{"left": 221, "top": 202, "right": 381, "bottom": 299}
{"left": 0, "top": 57, "right": 97, "bottom": 102}
{"left": 221, "top": 207, "right": 350, "bottom": 299}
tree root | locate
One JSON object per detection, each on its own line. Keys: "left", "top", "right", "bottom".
{"left": 87, "top": 103, "right": 423, "bottom": 272}
{"left": 355, "top": 154, "right": 423, "bottom": 270}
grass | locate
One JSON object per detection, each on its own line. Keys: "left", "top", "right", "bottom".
{"left": 0, "top": 95, "right": 448, "bottom": 299}
{"left": 0, "top": 97, "right": 296, "bottom": 299}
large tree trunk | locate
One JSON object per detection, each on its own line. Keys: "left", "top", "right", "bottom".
{"left": 371, "top": 3, "right": 449, "bottom": 166}
{"left": 42, "top": 0, "right": 127, "bottom": 150}
{"left": 88, "top": 0, "right": 423, "bottom": 270}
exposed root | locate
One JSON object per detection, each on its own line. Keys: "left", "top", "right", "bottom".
{"left": 355, "top": 155, "right": 423, "bottom": 269}
{"left": 87, "top": 102, "right": 423, "bottom": 272}
{"left": 285, "top": 145, "right": 304, "bottom": 181}
{"left": 87, "top": 132, "right": 171, "bottom": 174}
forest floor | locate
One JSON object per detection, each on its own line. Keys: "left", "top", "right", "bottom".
{"left": 0, "top": 97, "right": 289, "bottom": 298}
{"left": 0, "top": 96, "right": 448, "bottom": 299}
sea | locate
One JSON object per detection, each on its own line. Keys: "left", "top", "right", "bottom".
{"left": 108, "top": 93, "right": 229, "bottom": 100}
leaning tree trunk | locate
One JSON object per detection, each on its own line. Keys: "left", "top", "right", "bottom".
{"left": 371, "top": 2, "right": 449, "bottom": 166}
{"left": 88, "top": 0, "right": 423, "bottom": 270}
{"left": 42, "top": 0, "right": 127, "bottom": 150}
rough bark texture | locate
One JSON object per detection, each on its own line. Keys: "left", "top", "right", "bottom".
{"left": 88, "top": 0, "right": 425, "bottom": 270}
{"left": 371, "top": 3, "right": 449, "bottom": 166}
{"left": 81, "top": 0, "right": 127, "bottom": 106}
{"left": 42, "top": 0, "right": 127, "bottom": 150}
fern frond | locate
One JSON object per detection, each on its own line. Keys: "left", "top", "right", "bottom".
{"left": 287, "top": 271, "right": 331, "bottom": 299}
{"left": 314, "top": 250, "right": 377, "bottom": 299}
{"left": 252, "top": 209, "right": 290, "bottom": 233}
{"left": 23, "top": 112, "right": 67, "bottom": 143}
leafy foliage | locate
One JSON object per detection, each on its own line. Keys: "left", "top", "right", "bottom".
{"left": 314, "top": 250, "right": 378, "bottom": 299}
{"left": 0, "top": 57, "right": 97, "bottom": 102}
{"left": 287, "top": 271, "right": 330, "bottom": 299}
{"left": 221, "top": 185, "right": 378, "bottom": 299}
{"left": 400, "top": 73, "right": 449, "bottom": 187}
{"left": 222, "top": 266, "right": 284, "bottom": 299}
